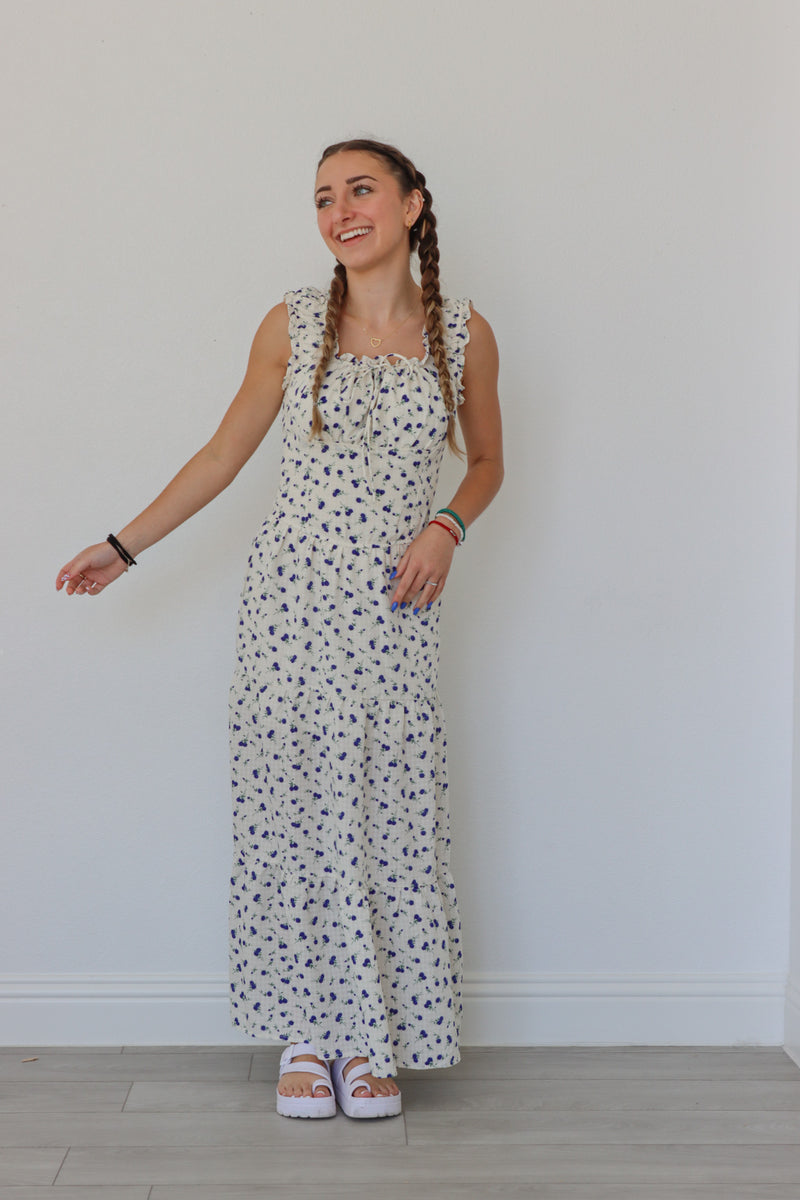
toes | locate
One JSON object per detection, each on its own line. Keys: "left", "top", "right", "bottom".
{"left": 352, "top": 1080, "right": 399, "bottom": 1097}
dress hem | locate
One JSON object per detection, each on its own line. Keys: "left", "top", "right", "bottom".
{"left": 238, "top": 1025, "right": 462, "bottom": 1076}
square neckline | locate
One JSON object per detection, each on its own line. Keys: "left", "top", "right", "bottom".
{"left": 333, "top": 327, "right": 430, "bottom": 367}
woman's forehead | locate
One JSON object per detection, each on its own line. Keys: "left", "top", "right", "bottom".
{"left": 315, "top": 149, "right": 389, "bottom": 186}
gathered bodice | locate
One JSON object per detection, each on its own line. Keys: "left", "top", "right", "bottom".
{"left": 274, "top": 286, "right": 471, "bottom": 546}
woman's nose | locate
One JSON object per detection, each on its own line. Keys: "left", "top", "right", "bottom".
{"left": 331, "top": 196, "right": 354, "bottom": 224}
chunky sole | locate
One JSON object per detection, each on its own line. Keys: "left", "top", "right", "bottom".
{"left": 337, "top": 1092, "right": 402, "bottom": 1119}
{"left": 276, "top": 1089, "right": 336, "bottom": 1119}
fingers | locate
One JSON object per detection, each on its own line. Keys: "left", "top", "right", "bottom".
{"left": 418, "top": 575, "right": 446, "bottom": 611}
{"left": 59, "top": 570, "right": 92, "bottom": 596}
{"left": 57, "top": 551, "right": 95, "bottom": 595}
{"left": 57, "top": 567, "right": 81, "bottom": 596}
{"left": 395, "top": 569, "right": 438, "bottom": 614}
{"left": 56, "top": 562, "right": 76, "bottom": 591}
{"left": 389, "top": 557, "right": 449, "bottom": 614}
{"left": 57, "top": 566, "right": 110, "bottom": 596}
{"left": 389, "top": 524, "right": 456, "bottom": 613}
{"left": 409, "top": 573, "right": 446, "bottom": 614}
{"left": 57, "top": 542, "right": 126, "bottom": 595}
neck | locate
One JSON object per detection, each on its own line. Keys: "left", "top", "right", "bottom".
{"left": 341, "top": 259, "right": 421, "bottom": 327}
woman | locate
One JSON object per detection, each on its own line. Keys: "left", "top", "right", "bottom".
{"left": 56, "top": 138, "right": 504, "bottom": 1120}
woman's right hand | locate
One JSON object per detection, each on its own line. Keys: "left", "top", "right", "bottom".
{"left": 56, "top": 541, "right": 130, "bottom": 596}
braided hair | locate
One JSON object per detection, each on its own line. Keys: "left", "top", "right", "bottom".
{"left": 310, "top": 139, "right": 461, "bottom": 455}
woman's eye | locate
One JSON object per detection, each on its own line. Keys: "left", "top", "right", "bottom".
{"left": 315, "top": 184, "right": 372, "bottom": 210}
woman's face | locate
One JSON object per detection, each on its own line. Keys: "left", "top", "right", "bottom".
{"left": 314, "top": 150, "right": 422, "bottom": 269}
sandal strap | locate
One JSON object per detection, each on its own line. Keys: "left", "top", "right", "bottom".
{"left": 280, "top": 1041, "right": 319, "bottom": 1061}
{"left": 338, "top": 1058, "right": 374, "bottom": 1097}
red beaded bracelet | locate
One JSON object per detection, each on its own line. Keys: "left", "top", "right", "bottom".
{"left": 429, "top": 519, "right": 460, "bottom": 546}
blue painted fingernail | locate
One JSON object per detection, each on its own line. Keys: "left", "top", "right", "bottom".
{"left": 426, "top": 602, "right": 432, "bottom": 609}
{"left": 389, "top": 569, "right": 396, "bottom": 579}
{"left": 413, "top": 607, "right": 420, "bottom": 615}
{"left": 391, "top": 601, "right": 398, "bottom": 612}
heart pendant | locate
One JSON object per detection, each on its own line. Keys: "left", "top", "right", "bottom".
{"left": 370, "top": 337, "right": 382, "bottom": 348}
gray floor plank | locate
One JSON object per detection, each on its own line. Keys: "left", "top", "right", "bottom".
{"left": 0, "top": 1109, "right": 404, "bottom": 1148}
{"left": 0, "top": 1083, "right": 130, "bottom": 1113}
{"left": 144, "top": 1189, "right": 800, "bottom": 1200}
{"left": 0, "top": 1051, "right": 253, "bottom": 1083}
{"left": 121, "top": 1045, "right": 254, "bottom": 1054}
{"left": 123, "top": 1075, "right": 800, "bottom": 1113}
{"left": 124, "top": 1081, "right": 274, "bottom": 1112}
{"left": 0, "top": 1190, "right": 149, "bottom": 1199}
{"left": 249, "top": 1045, "right": 799, "bottom": 1082}
{"left": 430, "top": 1047, "right": 800, "bottom": 1081}
{"left": 53, "top": 1144, "right": 800, "bottom": 1187}
{"left": 0, "top": 1046, "right": 125, "bottom": 1056}
{"left": 146, "top": 1190, "right": 800, "bottom": 1200}
{"left": 404, "top": 1107, "right": 800, "bottom": 1144}
{"left": 0, "top": 1147, "right": 67, "bottom": 1185}
{"left": 398, "top": 1077, "right": 800, "bottom": 1111}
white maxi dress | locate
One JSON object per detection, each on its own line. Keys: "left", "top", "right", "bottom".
{"left": 228, "top": 285, "right": 470, "bottom": 1077}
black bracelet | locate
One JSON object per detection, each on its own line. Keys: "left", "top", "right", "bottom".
{"left": 107, "top": 533, "right": 137, "bottom": 566}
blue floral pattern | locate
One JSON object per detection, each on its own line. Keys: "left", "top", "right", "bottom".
{"left": 228, "top": 286, "right": 471, "bottom": 1077}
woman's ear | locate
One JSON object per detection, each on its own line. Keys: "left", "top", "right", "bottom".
{"left": 406, "top": 188, "right": 424, "bottom": 228}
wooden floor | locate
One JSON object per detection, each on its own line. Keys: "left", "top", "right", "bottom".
{"left": 1, "top": 1045, "right": 800, "bottom": 1197}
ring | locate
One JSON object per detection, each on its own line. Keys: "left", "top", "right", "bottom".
{"left": 424, "top": 580, "right": 438, "bottom": 586}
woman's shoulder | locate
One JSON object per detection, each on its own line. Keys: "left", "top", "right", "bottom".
{"left": 440, "top": 296, "right": 472, "bottom": 337}
{"left": 442, "top": 298, "right": 495, "bottom": 350}
{"left": 283, "top": 285, "right": 328, "bottom": 317}
{"left": 438, "top": 299, "right": 497, "bottom": 403}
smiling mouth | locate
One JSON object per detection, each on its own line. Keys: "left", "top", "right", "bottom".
{"left": 338, "top": 226, "right": 373, "bottom": 244}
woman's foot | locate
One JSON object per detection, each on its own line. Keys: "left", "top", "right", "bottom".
{"left": 342, "top": 1056, "right": 400, "bottom": 1098}
{"left": 331, "top": 1055, "right": 403, "bottom": 1118}
{"left": 276, "top": 1044, "right": 332, "bottom": 1099}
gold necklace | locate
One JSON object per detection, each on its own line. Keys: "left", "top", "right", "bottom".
{"left": 346, "top": 307, "right": 418, "bottom": 349}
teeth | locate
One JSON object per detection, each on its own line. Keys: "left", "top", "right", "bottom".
{"left": 339, "top": 227, "right": 372, "bottom": 242}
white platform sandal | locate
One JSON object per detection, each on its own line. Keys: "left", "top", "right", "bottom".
{"left": 276, "top": 1042, "right": 336, "bottom": 1119}
{"left": 330, "top": 1056, "right": 402, "bottom": 1119}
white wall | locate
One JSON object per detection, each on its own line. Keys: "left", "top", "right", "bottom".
{"left": 2, "top": 0, "right": 799, "bottom": 1045}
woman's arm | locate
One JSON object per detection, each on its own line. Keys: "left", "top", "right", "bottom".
{"left": 389, "top": 306, "right": 504, "bottom": 612}
{"left": 56, "top": 302, "right": 291, "bottom": 596}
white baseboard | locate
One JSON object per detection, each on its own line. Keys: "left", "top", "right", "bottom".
{"left": 0, "top": 970, "right": 787, "bottom": 1046}
{"left": 784, "top": 975, "right": 800, "bottom": 1066}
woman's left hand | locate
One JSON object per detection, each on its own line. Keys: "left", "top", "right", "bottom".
{"left": 389, "top": 523, "right": 456, "bottom": 614}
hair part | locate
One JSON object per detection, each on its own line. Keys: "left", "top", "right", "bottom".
{"left": 310, "top": 139, "right": 462, "bottom": 456}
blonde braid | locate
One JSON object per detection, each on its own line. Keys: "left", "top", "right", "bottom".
{"left": 309, "top": 261, "right": 347, "bottom": 437}
{"left": 312, "top": 139, "right": 462, "bottom": 454}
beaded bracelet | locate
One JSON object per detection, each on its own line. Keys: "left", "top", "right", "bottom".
{"left": 432, "top": 511, "right": 464, "bottom": 545}
{"left": 433, "top": 514, "right": 461, "bottom": 543}
{"left": 429, "top": 519, "right": 460, "bottom": 546}
{"left": 107, "top": 533, "right": 137, "bottom": 567}
{"left": 431, "top": 514, "right": 461, "bottom": 543}
{"left": 436, "top": 507, "right": 466, "bottom": 543}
